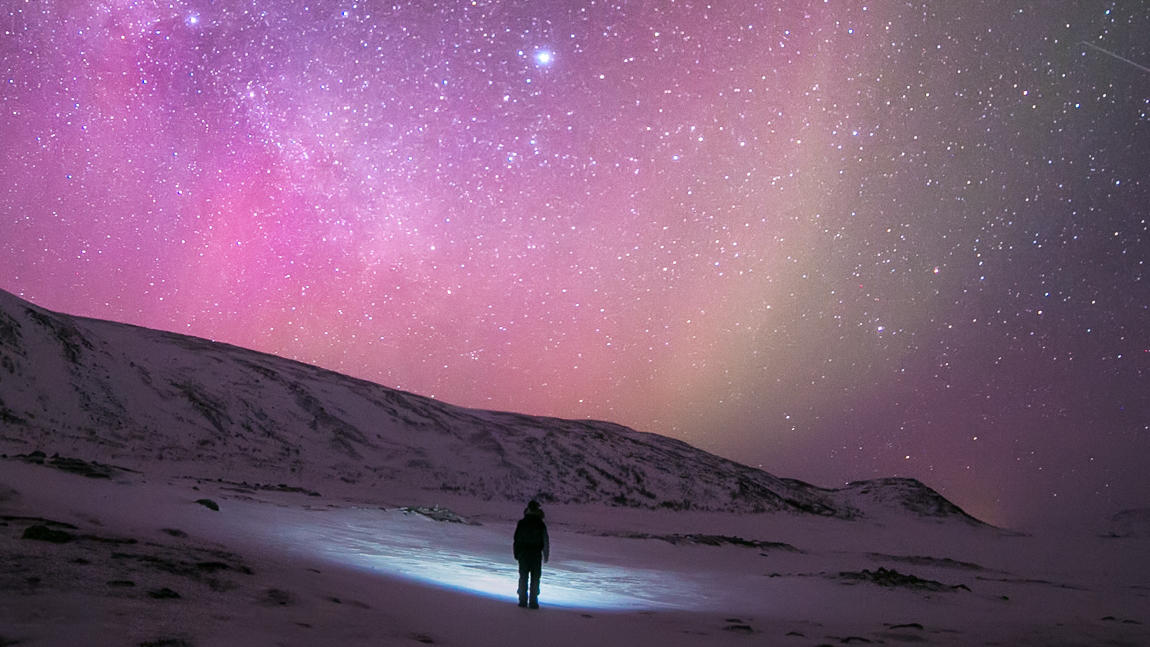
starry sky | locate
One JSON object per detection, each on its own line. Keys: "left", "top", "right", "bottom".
{"left": 2, "top": 1, "right": 1147, "bottom": 527}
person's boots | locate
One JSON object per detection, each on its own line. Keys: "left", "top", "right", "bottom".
{"left": 528, "top": 596, "right": 539, "bottom": 609}
{"left": 518, "top": 596, "right": 528, "bottom": 607}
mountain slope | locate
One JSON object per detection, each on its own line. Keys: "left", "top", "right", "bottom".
{"left": 0, "top": 289, "right": 979, "bottom": 521}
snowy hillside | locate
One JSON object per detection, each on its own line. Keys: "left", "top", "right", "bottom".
{"left": 0, "top": 289, "right": 974, "bottom": 521}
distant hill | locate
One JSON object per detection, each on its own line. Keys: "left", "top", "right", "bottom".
{"left": 0, "top": 288, "right": 981, "bottom": 523}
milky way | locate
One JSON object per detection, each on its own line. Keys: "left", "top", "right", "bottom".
{"left": 2, "top": 1, "right": 1147, "bottom": 526}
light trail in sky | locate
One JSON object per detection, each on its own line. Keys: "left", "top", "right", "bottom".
{"left": 1080, "top": 40, "right": 1150, "bottom": 74}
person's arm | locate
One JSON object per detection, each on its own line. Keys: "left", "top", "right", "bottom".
{"left": 513, "top": 522, "right": 521, "bottom": 560}
{"left": 543, "top": 524, "right": 550, "bottom": 563}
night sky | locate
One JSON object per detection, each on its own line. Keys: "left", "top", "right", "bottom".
{"left": 2, "top": 1, "right": 1147, "bottom": 527}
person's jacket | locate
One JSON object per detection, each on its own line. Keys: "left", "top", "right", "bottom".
{"left": 513, "top": 513, "right": 550, "bottom": 562}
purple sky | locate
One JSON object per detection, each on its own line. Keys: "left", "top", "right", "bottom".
{"left": 2, "top": 1, "right": 1146, "bottom": 527}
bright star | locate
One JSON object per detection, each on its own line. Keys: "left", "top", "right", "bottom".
{"left": 534, "top": 50, "right": 554, "bottom": 66}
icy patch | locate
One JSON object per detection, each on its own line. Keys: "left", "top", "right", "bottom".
{"left": 276, "top": 508, "right": 702, "bottom": 610}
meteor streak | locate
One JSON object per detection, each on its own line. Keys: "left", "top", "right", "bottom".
{"left": 1080, "top": 41, "right": 1150, "bottom": 74}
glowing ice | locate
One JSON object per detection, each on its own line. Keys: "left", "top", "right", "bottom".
{"left": 278, "top": 508, "right": 702, "bottom": 610}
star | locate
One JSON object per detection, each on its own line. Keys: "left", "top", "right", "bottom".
{"left": 533, "top": 49, "right": 554, "bottom": 67}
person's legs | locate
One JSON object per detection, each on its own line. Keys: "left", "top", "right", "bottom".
{"left": 528, "top": 560, "right": 542, "bottom": 608}
{"left": 517, "top": 560, "right": 530, "bottom": 606}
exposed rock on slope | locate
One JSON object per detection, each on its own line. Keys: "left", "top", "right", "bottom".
{"left": 0, "top": 289, "right": 978, "bottom": 522}
{"left": 1106, "top": 509, "right": 1150, "bottom": 538}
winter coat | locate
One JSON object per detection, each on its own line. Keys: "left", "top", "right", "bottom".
{"left": 513, "top": 512, "right": 550, "bottom": 562}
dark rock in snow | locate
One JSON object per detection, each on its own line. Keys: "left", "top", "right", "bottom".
{"left": 138, "top": 638, "right": 193, "bottom": 647}
{"left": 867, "top": 553, "right": 984, "bottom": 571}
{"left": 78, "top": 532, "right": 137, "bottom": 545}
{"left": 194, "top": 499, "right": 219, "bottom": 511}
{"left": 261, "top": 588, "right": 294, "bottom": 606}
{"left": 147, "top": 587, "right": 181, "bottom": 599}
{"left": 20, "top": 450, "right": 47, "bottom": 463}
{"left": 110, "top": 548, "right": 253, "bottom": 584}
{"left": 1101, "top": 616, "right": 1143, "bottom": 625}
{"left": 9, "top": 451, "right": 133, "bottom": 479}
{"left": 398, "top": 505, "right": 477, "bottom": 524}
{"left": 887, "top": 623, "right": 925, "bottom": 630}
{"left": 222, "top": 480, "right": 321, "bottom": 497}
{"left": 1104, "top": 508, "right": 1150, "bottom": 538}
{"left": 608, "top": 531, "right": 801, "bottom": 552}
{"left": 839, "top": 567, "right": 969, "bottom": 592}
{"left": 974, "top": 575, "right": 1086, "bottom": 591}
{"left": 22, "top": 524, "right": 76, "bottom": 543}
{"left": 3, "top": 516, "right": 78, "bottom": 529}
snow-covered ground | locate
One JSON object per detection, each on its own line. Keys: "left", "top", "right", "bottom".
{"left": 3, "top": 457, "right": 1147, "bottom": 647}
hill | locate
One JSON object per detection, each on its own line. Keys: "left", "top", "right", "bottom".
{"left": 0, "top": 288, "right": 979, "bottom": 522}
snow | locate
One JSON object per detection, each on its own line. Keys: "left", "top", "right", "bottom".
{"left": 2, "top": 459, "right": 1148, "bottom": 647}
{"left": 1, "top": 288, "right": 1148, "bottom": 645}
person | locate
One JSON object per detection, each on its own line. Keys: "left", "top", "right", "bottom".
{"left": 512, "top": 500, "right": 550, "bottom": 608}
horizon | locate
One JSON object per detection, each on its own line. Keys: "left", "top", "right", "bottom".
{"left": 2, "top": 2, "right": 1147, "bottom": 528}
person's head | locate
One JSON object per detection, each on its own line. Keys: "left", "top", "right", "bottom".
{"left": 525, "top": 499, "right": 544, "bottom": 518}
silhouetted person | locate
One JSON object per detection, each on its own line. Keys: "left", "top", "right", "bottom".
{"left": 513, "top": 500, "right": 550, "bottom": 608}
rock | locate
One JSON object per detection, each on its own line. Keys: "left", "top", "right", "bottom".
{"left": 194, "top": 499, "right": 219, "bottom": 511}
{"left": 398, "top": 505, "right": 476, "bottom": 524}
{"left": 22, "top": 524, "right": 75, "bottom": 543}
{"left": 839, "top": 567, "right": 967, "bottom": 592}
{"left": 14, "top": 452, "right": 131, "bottom": 478}
{"left": 1105, "top": 508, "right": 1150, "bottom": 538}
{"left": 607, "top": 531, "right": 801, "bottom": 552}
{"left": 147, "top": 587, "right": 181, "bottom": 600}
{"left": 261, "top": 588, "right": 294, "bottom": 606}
